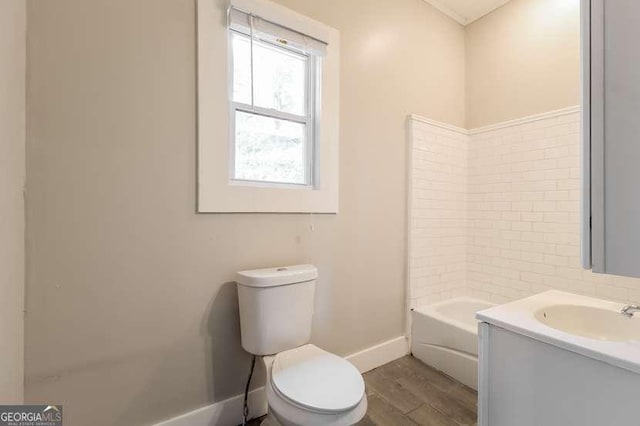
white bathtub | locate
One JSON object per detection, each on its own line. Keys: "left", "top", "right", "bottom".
{"left": 411, "top": 297, "right": 495, "bottom": 390}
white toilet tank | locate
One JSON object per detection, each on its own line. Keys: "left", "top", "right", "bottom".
{"left": 236, "top": 264, "right": 318, "bottom": 355}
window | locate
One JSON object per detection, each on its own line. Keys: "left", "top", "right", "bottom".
{"left": 230, "top": 32, "right": 314, "bottom": 186}
{"left": 197, "top": 0, "right": 339, "bottom": 212}
{"left": 229, "top": 8, "right": 323, "bottom": 187}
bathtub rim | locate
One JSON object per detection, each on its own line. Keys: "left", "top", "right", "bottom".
{"left": 412, "top": 296, "right": 495, "bottom": 336}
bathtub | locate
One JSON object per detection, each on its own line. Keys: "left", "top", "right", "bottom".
{"left": 411, "top": 297, "right": 495, "bottom": 390}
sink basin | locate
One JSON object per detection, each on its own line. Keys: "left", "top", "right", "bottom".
{"left": 477, "top": 291, "right": 640, "bottom": 374}
{"left": 534, "top": 304, "right": 640, "bottom": 342}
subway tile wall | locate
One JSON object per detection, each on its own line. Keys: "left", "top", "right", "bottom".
{"left": 408, "top": 119, "right": 468, "bottom": 307}
{"left": 409, "top": 110, "right": 640, "bottom": 308}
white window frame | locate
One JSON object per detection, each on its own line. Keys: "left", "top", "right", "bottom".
{"left": 197, "top": 0, "right": 339, "bottom": 213}
{"left": 228, "top": 31, "right": 319, "bottom": 188}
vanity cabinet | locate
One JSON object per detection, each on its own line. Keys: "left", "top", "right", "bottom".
{"left": 477, "top": 323, "right": 640, "bottom": 426}
{"left": 582, "top": 0, "right": 640, "bottom": 277}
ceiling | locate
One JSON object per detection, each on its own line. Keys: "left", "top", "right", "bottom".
{"left": 423, "top": 0, "right": 513, "bottom": 26}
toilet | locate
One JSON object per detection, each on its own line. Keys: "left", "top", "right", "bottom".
{"left": 236, "top": 264, "right": 367, "bottom": 426}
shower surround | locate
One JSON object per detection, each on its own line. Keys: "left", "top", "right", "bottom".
{"left": 408, "top": 107, "right": 640, "bottom": 311}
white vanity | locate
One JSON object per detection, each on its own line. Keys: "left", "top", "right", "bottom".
{"left": 476, "top": 291, "right": 640, "bottom": 426}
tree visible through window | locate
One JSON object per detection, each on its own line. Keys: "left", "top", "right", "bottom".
{"left": 230, "top": 31, "right": 316, "bottom": 186}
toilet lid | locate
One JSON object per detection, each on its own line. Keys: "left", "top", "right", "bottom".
{"left": 271, "top": 344, "right": 365, "bottom": 414}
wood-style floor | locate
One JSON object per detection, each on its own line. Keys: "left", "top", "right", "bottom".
{"left": 358, "top": 355, "right": 477, "bottom": 426}
{"left": 245, "top": 355, "right": 477, "bottom": 426}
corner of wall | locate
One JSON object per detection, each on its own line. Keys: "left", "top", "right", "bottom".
{"left": 407, "top": 116, "right": 470, "bottom": 307}
{"left": 0, "top": 0, "right": 26, "bottom": 404}
{"left": 409, "top": 107, "right": 640, "bottom": 310}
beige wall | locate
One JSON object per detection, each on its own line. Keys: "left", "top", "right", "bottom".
{"left": 276, "top": 0, "right": 466, "bottom": 128}
{"left": 0, "top": 0, "right": 25, "bottom": 404}
{"left": 24, "top": 0, "right": 465, "bottom": 424}
{"left": 465, "top": 0, "right": 580, "bottom": 128}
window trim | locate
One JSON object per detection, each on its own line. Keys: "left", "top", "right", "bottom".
{"left": 228, "top": 30, "right": 319, "bottom": 189}
{"left": 196, "top": 0, "right": 339, "bottom": 213}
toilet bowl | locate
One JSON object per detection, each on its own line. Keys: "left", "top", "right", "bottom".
{"left": 236, "top": 265, "right": 368, "bottom": 426}
{"left": 262, "top": 344, "right": 367, "bottom": 426}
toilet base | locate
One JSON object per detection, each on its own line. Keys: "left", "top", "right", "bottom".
{"left": 259, "top": 413, "right": 281, "bottom": 426}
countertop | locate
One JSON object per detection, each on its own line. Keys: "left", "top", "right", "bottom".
{"left": 476, "top": 290, "right": 640, "bottom": 374}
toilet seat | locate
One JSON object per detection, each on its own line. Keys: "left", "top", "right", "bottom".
{"left": 270, "top": 344, "right": 365, "bottom": 414}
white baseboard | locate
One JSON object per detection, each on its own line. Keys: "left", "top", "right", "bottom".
{"left": 345, "top": 336, "right": 409, "bottom": 373}
{"left": 154, "top": 336, "right": 408, "bottom": 426}
{"left": 154, "top": 387, "right": 267, "bottom": 426}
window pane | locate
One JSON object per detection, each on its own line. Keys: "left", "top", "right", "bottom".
{"left": 232, "top": 33, "right": 252, "bottom": 105}
{"left": 232, "top": 32, "right": 308, "bottom": 116}
{"left": 234, "top": 111, "right": 307, "bottom": 185}
{"left": 253, "top": 41, "right": 307, "bottom": 116}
